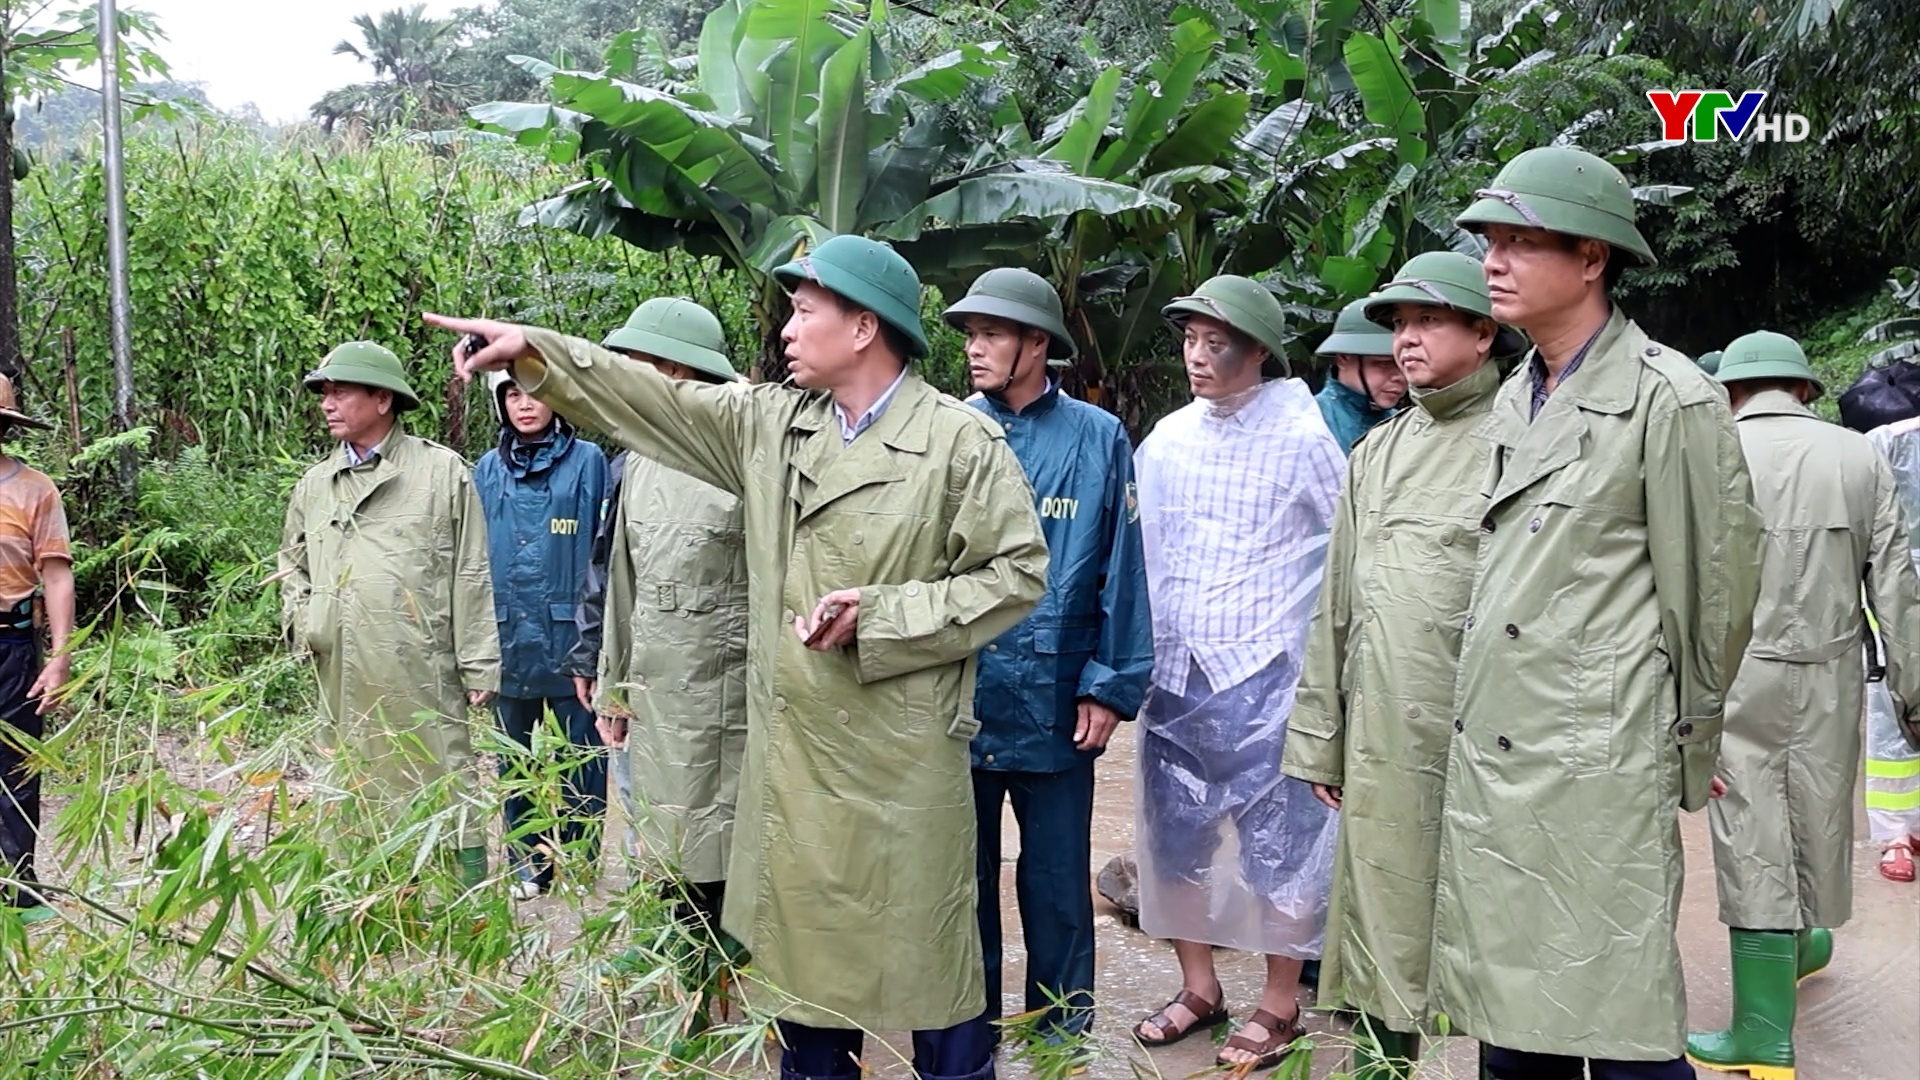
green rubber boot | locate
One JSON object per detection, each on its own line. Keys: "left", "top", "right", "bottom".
{"left": 455, "top": 847, "right": 489, "bottom": 889}
{"left": 1351, "top": 1014, "right": 1421, "bottom": 1080}
{"left": 1685, "top": 929, "right": 1797, "bottom": 1080}
{"left": 1795, "top": 927, "right": 1831, "bottom": 984}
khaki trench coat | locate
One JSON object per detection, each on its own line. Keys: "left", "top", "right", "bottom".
{"left": 1283, "top": 361, "right": 1502, "bottom": 1034}
{"left": 598, "top": 450, "right": 750, "bottom": 886}
{"left": 1432, "top": 309, "right": 1762, "bottom": 1060}
{"left": 279, "top": 427, "right": 500, "bottom": 848}
{"left": 1711, "top": 389, "right": 1920, "bottom": 929}
{"left": 512, "top": 331, "right": 1048, "bottom": 1031}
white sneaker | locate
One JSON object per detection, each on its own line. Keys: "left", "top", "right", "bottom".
{"left": 509, "top": 879, "right": 544, "bottom": 902}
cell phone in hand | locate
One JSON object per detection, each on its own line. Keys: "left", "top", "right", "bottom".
{"left": 459, "top": 332, "right": 489, "bottom": 360}
{"left": 803, "top": 603, "right": 844, "bottom": 646}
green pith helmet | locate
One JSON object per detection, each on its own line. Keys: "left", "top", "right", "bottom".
{"left": 1716, "top": 330, "right": 1825, "bottom": 400}
{"left": 303, "top": 341, "right": 421, "bottom": 411}
{"left": 773, "top": 234, "right": 929, "bottom": 359}
{"left": 1163, "top": 275, "right": 1291, "bottom": 376}
{"left": 1456, "top": 146, "right": 1657, "bottom": 268}
{"left": 942, "top": 267, "right": 1077, "bottom": 362}
{"left": 602, "top": 297, "right": 741, "bottom": 382}
{"left": 1317, "top": 297, "right": 1395, "bottom": 357}
{"left": 1365, "top": 251, "right": 1496, "bottom": 324}
{"left": 1695, "top": 350, "right": 1723, "bottom": 376}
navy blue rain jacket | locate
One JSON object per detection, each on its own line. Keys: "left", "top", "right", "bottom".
{"left": 474, "top": 421, "right": 609, "bottom": 699}
{"left": 968, "top": 385, "right": 1153, "bottom": 773}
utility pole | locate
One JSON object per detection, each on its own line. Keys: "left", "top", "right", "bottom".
{"left": 98, "top": 0, "right": 136, "bottom": 496}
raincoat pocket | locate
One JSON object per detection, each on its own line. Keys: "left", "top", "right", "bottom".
{"left": 1564, "top": 645, "right": 1617, "bottom": 774}
{"left": 304, "top": 591, "right": 337, "bottom": 658}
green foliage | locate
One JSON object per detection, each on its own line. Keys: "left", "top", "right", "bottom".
{"left": 14, "top": 122, "right": 756, "bottom": 464}
{"left": 315, "top": 3, "right": 471, "bottom": 131}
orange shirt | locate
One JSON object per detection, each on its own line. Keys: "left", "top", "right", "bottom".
{"left": 0, "top": 461, "right": 69, "bottom": 606}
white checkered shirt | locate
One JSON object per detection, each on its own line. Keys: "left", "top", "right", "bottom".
{"left": 1134, "top": 378, "right": 1345, "bottom": 695}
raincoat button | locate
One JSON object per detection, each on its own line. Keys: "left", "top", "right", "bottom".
{"left": 836, "top": 710, "right": 849, "bottom": 724}
{"left": 1498, "top": 736, "right": 1513, "bottom": 751}
{"left": 1454, "top": 719, "right": 1464, "bottom": 733}
{"left": 1407, "top": 705, "right": 1422, "bottom": 719}
{"left": 904, "top": 584, "right": 921, "bottom": 597}
{"left": 1380, "top": 528, "right": 1393, "bottom": 539}
{"left": 1423, "top": 619, "right": 1435, "bottom": 632}
{"left": 1529, "top": 518, "right": 1542, "bottom": 532}
{"left": 1480, "top": 516, "right": 1496, "bottom": 534}
{"left": 679, "top": 678, "right": 690, "bottom": 690}
{"left": 853, "top": 532, "right": 864, "bottom": 545}
{"left": 783, "top": 608, "right": 795, "bottom": 623}
{"left": 1677, "top": 722, "right": 1694, "bottom": 737}
{"left": 680, "top": 609, "right": 691, "bottom": 618}
{"left": 1440, "top": 531, "right": 1454, "bottom": 546}
{"left": 773, "top": 696, "right": 787, "bottom": 712}
{"left": 1504, "top": 624, "right": 1519, "bottom": 638}
{"left": 1646, "top": 346, "right": 1662, "bottom": 356}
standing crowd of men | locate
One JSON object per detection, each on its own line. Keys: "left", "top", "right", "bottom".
{"left": 0, "top": 142, "right": 1911, "bottom": 1080}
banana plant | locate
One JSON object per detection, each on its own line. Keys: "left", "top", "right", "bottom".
{"left": 471, "top": 0, "right": 1175, "bottom": 377}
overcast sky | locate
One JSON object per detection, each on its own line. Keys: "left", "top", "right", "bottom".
{"left": 130, "top": 0, "right": 465, "bottom": 123}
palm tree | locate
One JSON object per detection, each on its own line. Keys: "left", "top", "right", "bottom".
{"left": 313, "top": 4, "right": 469, "bottom": 130}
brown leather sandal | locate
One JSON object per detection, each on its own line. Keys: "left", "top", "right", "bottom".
{"left": 1215, "top": 1007, "right": 1305, "bottom": 1071}
{"left": 1132, "top": 988, "right": 1229, "bottom": 1047}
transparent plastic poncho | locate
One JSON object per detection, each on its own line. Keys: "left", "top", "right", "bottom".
{"left": 1131, "top": 379, "right": 1342, "bottom": 956}
{"left": 1868, "top": 420, "right": 1920, "bottom": 839}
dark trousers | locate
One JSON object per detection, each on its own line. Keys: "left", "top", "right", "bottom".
{"left": 1483, "top": 1046, "right": 1696, "bottom": 1080}
{"left": 777, "top": 1015, "right": 996, "bottom": 1080}
{"left": 973, "top": 760, "right": 1096, "bottom": 1037}
{"left": 493, "top": 695, "right": 605, "bottom": 886}
{"left": 0, "top": 632, "right": 41, "bottom": 909}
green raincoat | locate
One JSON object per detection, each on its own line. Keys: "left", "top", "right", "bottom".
{"left": 510, "top": 330, "right": 1048, "bottom": 1031}
{"left": 279, "top": 426, "right": 500, "bottom": 848}
{"left": 1283, "top": 361, "right": 1503, "bottom": 1034}
{"left": 1432, "top": 309, "right": 1762, "bottom": 1060}
{"left": 598, "top": 448, "right": 750, "bottom": 886}
{"left": 1711, "top": 388, "right": 1920, "bottom": 929}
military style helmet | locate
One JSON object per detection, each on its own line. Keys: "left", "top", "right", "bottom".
{"left": 602, "top": 297, "right": 741, "bottom": 383}
{"left": 1316, "top": 297, "right": 1395, "bottom": 357}
{"left": 1456, "top": 146, "right": 1657, "bottom": 268}
{"left": 303, "top": 341, "right": 422, "bottom": 412}
{"left": 1695, "top": 350, "right": 1723, "bottom": 376}
{"left": 0, "top": 373, "right": 49, "bottom": 432}
{"left": 773, "top": 234, "right": 929, "bottom": 359}
{"left": 1163, "top": 275, "right": 1291, "bottom": 376}
{"left": 1364, "top": 251, "right": 1498, "bottom": 324}
{"left": 1715, "top": 330, "right": 1824, "bottom": 400}
{"left": 942, "top": 267, "right": 1077, "bottom": 363}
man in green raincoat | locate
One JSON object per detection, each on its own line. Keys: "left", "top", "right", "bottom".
{"left": 279, "top": 342, "right": 501, "bottom": 885}
{"left": 1313, "top": 297, "right": 1406, "bottom": 454}
{"left": 580, "top": 298, "right": 749, "bottom": 943}
{"left": 1284, "top": 251, "right": 1513, "bottom": 1080}
{"left": 1439, "top": 147, "right": 1763, "bottom": 1079}
{"left": 1685, "top": 331, "right": 1920, "bottom": 1080}
{"left": 427, "top": 233, "right": 1048, "bottom": 1080}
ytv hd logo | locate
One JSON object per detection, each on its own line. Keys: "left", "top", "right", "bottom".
{"left": 1646, "top": 91, "right": 1810, "bottom": 143}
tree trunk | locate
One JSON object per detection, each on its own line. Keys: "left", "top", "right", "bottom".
{"left": 0, "top": 50, "right": 22, "bottom": 381}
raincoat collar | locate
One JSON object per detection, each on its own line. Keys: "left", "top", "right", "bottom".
{"left": 1524, "top": 305, "right": 1638, "bottom": 417}
{"left": 1734, "top": 387, "right": 1819, "bottom": 422}
{"left": 498, "top": 417, "right": 576, "bottom": 479}
{"left": 1412, "top": 361, "right": 1502, "bottom": 421}
{"left": 330, "top": 421, "right": 407, "bottom": 476}
{"left": 789, "top": 369, "right": 932, "bottom": 454}
{"left": 1322, "top": 375, "right": 1395, "bottom": 424}
{"left": 978, "top": 379, "right": 1059, "bottom": 418}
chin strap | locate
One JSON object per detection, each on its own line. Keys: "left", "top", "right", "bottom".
{"left": 985, "top": 344, "right": 1028, "bottom": 401}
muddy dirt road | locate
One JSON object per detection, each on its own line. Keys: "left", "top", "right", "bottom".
{"left": 856, "top": 725, "right": 1919, "bottom": 1079}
